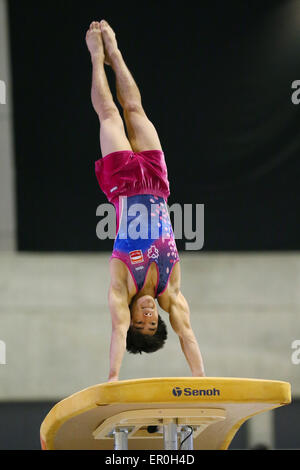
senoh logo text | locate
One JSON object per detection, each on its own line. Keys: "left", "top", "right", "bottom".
{"left": 172, "top": 387, "right": 220, "bottom": 397}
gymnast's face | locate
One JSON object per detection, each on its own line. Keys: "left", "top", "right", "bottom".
{"left": 130, "top": 295, "right": 158, "bottom": 336}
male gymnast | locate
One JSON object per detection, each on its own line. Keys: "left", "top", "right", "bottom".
{"left": 85, "top": 20, "right": 205, "bottom": 382}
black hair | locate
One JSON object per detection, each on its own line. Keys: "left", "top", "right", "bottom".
{"left": 126, "top": 314, "right": 168, "bottom": 354}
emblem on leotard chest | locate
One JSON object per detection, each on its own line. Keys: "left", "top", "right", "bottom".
{"left": 147, "top": 245, "right": 159, "bottom": 259}
{"left": 129, "top": 249, "right": 144, "bottom": 264}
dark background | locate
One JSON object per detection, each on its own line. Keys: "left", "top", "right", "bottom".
{"left": 7, "top": 0, "right": 300, "bottom": 251}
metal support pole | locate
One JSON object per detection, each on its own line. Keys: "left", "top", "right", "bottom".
{"left": 179, "top": 426, "right": 194, "bottom": 450}
{"left": 163, "top": 421, "right": 178, "bottom": 450}
{"left": 113, "top": 428, "right": 128, "bottom": 450}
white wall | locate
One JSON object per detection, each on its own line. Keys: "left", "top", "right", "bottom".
{"left": 0, "top": 252, "right": 298, "bottom": 401}
{"left": 0, "top": 0, "right": 16, "bottom": 251}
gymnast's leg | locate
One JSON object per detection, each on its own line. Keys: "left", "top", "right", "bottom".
{"left": 99, "top": 20, "right": 162, "bottom": 153}
{"left": 85, "top": 21, "right": 132, "bottom": 157}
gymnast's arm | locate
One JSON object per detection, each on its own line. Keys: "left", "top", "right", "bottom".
{"left": 107, "top": 281, "right": 131, "bottom": 382}
{"left": 168, "top": 290, "right": 205, "bottom": 377}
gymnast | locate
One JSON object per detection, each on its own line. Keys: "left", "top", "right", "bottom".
{"left": 85, "top": 20, "right": 205, "bottom": 382}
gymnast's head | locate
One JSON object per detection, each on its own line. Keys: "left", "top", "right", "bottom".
{"left": 127, "top": 294, "right": 168, "bottom": 354}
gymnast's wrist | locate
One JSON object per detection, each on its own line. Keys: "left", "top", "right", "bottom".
{"left": 108, "top": 374, "right": 119, "bottom": 382}
{"left": 192, "top": 369, "right": 206, "bottom": 378}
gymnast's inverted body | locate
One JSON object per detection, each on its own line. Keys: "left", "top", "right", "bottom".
{"left": 86, "top": 20, "right": 205, "bottom": 382}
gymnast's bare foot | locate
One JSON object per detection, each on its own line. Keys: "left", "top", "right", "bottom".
{"left": 85, "top": 21, "right": 106, "bottom": 62}
{"left": 99, "top": 19, "right": 121, "bottom": 66}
